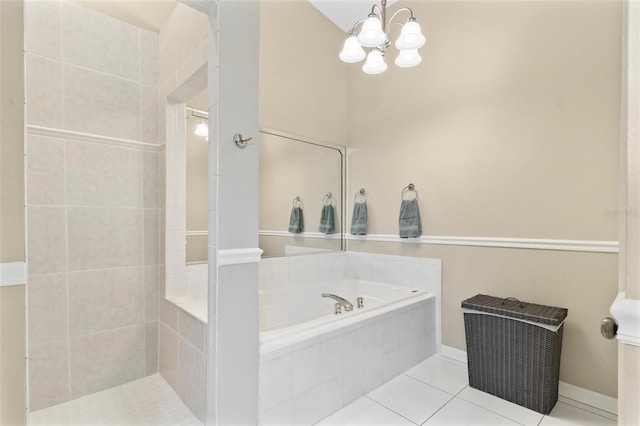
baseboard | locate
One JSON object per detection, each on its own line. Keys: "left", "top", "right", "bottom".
{"left": 440, "top": 345, "right": 468, "bottom": 363}
{"left": 558, "top": 382, "right": 618, "bottom": 417}
{"left": 440, "top": 345, "right": 617, "bottom": 416}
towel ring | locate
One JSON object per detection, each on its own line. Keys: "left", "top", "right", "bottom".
{"left": 354, "top": 188, "right": 367, "bottom": 203}
{"left": 292, "top": 196, "right": 302, "bottom": 208}
{"left": 322, "top": 192, "right": 334, "bottom": 206}
{"left": 401, "top": 183, "right": 418, "bottom": 200}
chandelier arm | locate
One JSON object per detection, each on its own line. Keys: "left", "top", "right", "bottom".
{"left": 371, "top": 0, "right": 388, "bottom": 32}
{"left": 349, "top": 19, "right": 367, "bottom": 36}
{"left": 388, "top": 7, "right": 415, "bottom": 25}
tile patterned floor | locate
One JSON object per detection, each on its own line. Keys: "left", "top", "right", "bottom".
{"left": 28, "top": 355, "right": 617, "bottom": 426}
{"left": 318, "top": 355, "right": 617, "bottom": 426}
{"left": 29, "top": 374, "right": 202, "bottom": 426}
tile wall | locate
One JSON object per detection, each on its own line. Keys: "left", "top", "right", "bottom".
{"left": 24, "top": 0, "right": 161, "bottom": 411}
{"left": 157, "top": 4, "right": 210, "bottom": 423}
{"left": 158, "top": 299, "right": 207, "bottom": 422}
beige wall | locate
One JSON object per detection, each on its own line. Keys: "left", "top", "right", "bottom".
{"left": 259, "top": 0, "right": 346, "bottom": 145}
{"left": 259, "top": 1, "right": 347, "bottom": 257}
{"left": 346, "top": 0, "right": 621, "bottom": 398}
{"left": 0, "top": 0, "right": 25, "bottom": 263}
{"left": 0, "top": 0, "right": 26, "bottom": 424}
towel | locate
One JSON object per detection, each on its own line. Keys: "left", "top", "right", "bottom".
{"left": 350, "top": 202, "right": 368, "bottom": 235}
{"left": 399, "top": 199, "right": 421, "bottom": 238}
{"left": 319, "top": 204, "right": 335, "bottom": 234}
{"left": 288, "top": 206, "right": 303, "bottom": 234}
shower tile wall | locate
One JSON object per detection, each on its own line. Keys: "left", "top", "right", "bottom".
{"left": 157, "top": 4, "right": 209, "bottom": 423}
{"left": 24, "top": 0, "right": 161, "bottom": 411}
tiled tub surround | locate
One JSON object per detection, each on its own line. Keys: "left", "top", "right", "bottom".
{"left": 259, "top": 252, "right": 443, "bottom": 349}
{"left": 258, "top": 252, "right": 442, "bottom": 425}
{"left": 24, "top": 0, "right": 161, "bottom": 412}
{"left": 259, "top": 294, "right": 436, "bottom": 425}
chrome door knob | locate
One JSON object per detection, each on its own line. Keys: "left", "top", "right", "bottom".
{"left": 600, "top": 317, "right": 618, "bottom": 340}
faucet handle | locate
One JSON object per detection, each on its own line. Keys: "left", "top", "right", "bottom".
{"left": 334, "top": 303, "right": 342, "bottom": 315}
{"left": 357, "top": 297, "right": 364, "bottom": 308}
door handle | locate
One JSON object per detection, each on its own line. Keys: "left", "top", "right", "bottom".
{"left": 600, "top": 317, "right": 618, "bottom": 340}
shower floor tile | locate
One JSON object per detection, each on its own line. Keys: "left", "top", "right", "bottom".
{"left": 29, "top": 374, "right": 202, "bottom": 426}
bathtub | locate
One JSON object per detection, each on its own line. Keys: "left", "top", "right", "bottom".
{"left": 258, "top": 279, "right": 437, "bottom": 425}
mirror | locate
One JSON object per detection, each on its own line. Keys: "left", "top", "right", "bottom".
{"left": 258, "top": 130, "right": 345, "bottom": 258}
{"left": 186, "top": 88, "right": 208, "bottom": 264}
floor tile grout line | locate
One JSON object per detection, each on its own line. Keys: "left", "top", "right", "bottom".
{"left": 401, "top": 371, "right": 466, "bottom": 397}
{"left": 364, "top": 395, "right": 425, "bottom": 426}
{"left": 452, "top": 394, "right": 529, "bottom": 426}
{"left": 417, "top": 394, "right": 458, "bottom": 425}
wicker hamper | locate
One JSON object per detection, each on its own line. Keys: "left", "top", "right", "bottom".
{"left": 461, "top": 294, "right": 568, "bottom": 414}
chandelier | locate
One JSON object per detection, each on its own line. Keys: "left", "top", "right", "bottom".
{"left": 338, "top": 0, "right": 425, "bottom": 74}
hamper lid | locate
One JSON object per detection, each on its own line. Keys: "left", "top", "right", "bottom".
{"left": 461, "top": 294, "right": 568, "bottom": 326}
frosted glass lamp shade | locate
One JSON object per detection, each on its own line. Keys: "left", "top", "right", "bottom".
{"left": 395, "top": 49, "right": 422, "bottom": 67}
{"left": 362, "top": 50, "right": 387, "bottom": 74}
{"left": 195, "top": 121, "right": 208, "bottom": 137}
{"left": 395, "top": 20, "right": 425, "bottom": 50}
{"left": 339, "top": 36, "right": 366, "bottom": 63}
{"left": 357, "top": 16, "right": 387, "bottom": 48}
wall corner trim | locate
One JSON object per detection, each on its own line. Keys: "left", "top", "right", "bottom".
{"left": 218, "top": 248, "right": 263, "bottom": 266}
{"left": 0, "top": 262, "right": 26, "bottom": 287}
{"left": 610, "top": 291, "right": 640, "bottom": 346}
{"left": 440, "top": 345, "right": 618, "bottom": 416}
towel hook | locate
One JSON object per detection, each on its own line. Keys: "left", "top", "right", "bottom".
{"left": 292, "top": 196, "right": 302, "bottom": 208}
{"left": 354, "top": 188, "right": 367, "bottom": 203}
{"left": 233, "top": 133, "right": 253, "bottom": 149}
{"left": 401, "top": 183, "right": 418, "bottom": 200}
{"left": 322, "top": 192, "right": 334, "bottom": 206}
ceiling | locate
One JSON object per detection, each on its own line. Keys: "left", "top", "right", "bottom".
{"left": 308, "top": 0, "right": 398, "bottom": 33}
{"left": 73, "top": 0, "right": 396, "bottom": 34}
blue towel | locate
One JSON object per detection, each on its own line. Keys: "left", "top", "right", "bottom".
{"left": 319, "top": 205, "right": 335, "bottom": 234}
{"left": 288, "top": 206, "right": 303, "bottom": 233}
{"left": 399, "top": 199, "right": 421, "bottom": 238}
{"left": 350, "top": 202, "right": 367, "bottom": 235}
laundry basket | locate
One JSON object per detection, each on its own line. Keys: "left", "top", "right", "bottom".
{"left": 461, "top": 294, "right": 568, "bottom": 414}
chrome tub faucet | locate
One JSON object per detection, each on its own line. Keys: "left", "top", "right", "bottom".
{"left": 322, "top": 293, "right": 354, "bottom": 311}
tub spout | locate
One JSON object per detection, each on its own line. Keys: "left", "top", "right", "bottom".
{"left": 322, "top": 293, "right": 354, "bottom": 311}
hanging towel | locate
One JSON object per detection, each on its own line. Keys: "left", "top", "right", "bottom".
{"left": 350, "top": 202, "right": 368, "bottom": 235}
{"left": 319, "top": 204, "right": 335, "bottom": 234}
{"left": 399, "top": 199, "right": 421, "bottom": 238}
{"left": 288, "top": 206, "right": 303, "bottom": 234}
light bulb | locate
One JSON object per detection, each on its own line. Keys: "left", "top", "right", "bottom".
{"left": 362, "top": 50, "right": 387, "bottom": 74}
{"left": 395, "top": 20, "right": 425, "bottom": 50}
{"left": 339, "top": 35, "right": 366, "bottom": 63}
{"left": 395, "top": 49, "right": 422, "bottom": 68}
{"left": 357, "top": 16, "right": 387, "bottom": 48}
{"left": 195, "top": 121, "right": 208, "bottom": 138}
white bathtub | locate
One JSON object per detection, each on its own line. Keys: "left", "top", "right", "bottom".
{"left": 260, "top": 279, "right": 430, "bottom": 350}
{"left": 258, "top": 279, "right": 437, "bottom": 425}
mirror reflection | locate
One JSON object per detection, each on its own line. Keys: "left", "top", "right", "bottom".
{"left": 185, "top": 88, "right": 208, "bottom": 264}
{"left": 258, "top": 130, "right": 345, "bottom": 258}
